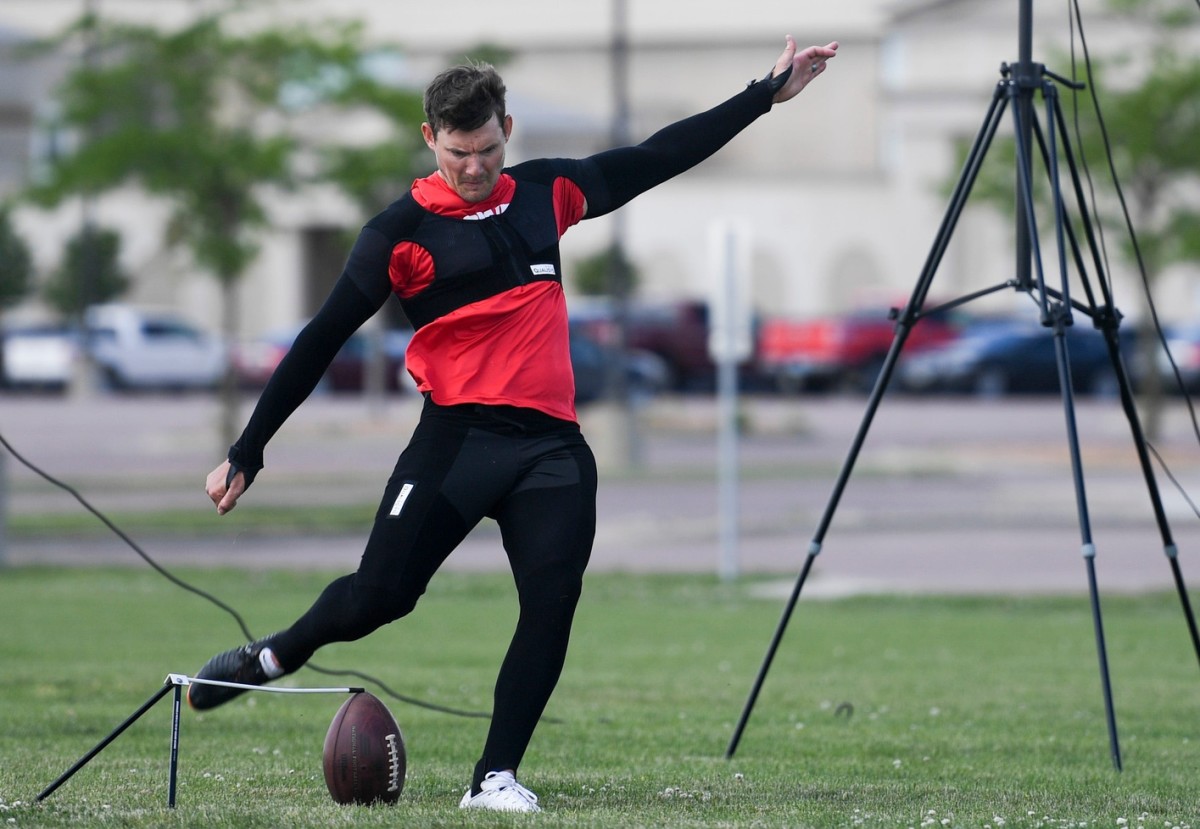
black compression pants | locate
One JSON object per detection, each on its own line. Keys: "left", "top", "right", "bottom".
{"left": 271, "top": 396, "right": 597, "bottom": 784}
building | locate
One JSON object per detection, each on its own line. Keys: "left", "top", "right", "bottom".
{"left": 0, "top": 0, "right": 1195, "bottom": 337}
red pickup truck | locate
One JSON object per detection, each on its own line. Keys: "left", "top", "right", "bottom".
{"left": 756, "top": 304, "right": 965, "bottom": 393}
{"left": 572, "top": 299, "right": 758, "bottom": 392}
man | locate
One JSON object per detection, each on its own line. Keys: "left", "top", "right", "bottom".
{"left": 189, "top": 35, "right": 838, "bottom": 813}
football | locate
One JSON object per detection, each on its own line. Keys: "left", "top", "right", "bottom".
{"left": 322, "top": 692, "right": 406, "bottom": 805}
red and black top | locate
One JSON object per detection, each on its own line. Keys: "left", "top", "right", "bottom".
{"left": 228, "top": 76, "right": 778, "bottom": 479}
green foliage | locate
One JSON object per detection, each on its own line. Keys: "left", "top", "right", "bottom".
{"left": 0, "top": 208, "right": 34, "bottom": 309}
{"left": 459, "top": 42, "right": 517, "bottom": 68}
{"left": 26, "top": 5, "right": 424, "bottom": 285}
{"left": 42, "top": 224, "right": 131, "bottom": 317}
{"left": 944, "top": 8, "right": 1200, "bottom": 282}
{"left": 573, "top": 243, "right": 640, "bottom": 297}
{"left": 1, "top": 569, "right": 1197, "bottom": 828}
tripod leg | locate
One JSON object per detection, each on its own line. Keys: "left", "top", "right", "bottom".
{"left": 1084, "top": 550, "right": 1124, "bottom": 771}
{"left": 1098, "top": 326, "right": 1200, "bottom": 667}
{"left": 724, "top": 553, "right": 817, "bottom": 759}
{"left": 37, "top": 680, "right": 174, "bottom": 802}
{"left": 725, "top": 83, "right": 1013, "bottom": 760}
{"left": 1046, "top": 320, "right": 1123, "bottom": 771}
{"left": 1040, "top": 78, "right": 1123, "bottom": 769}
{"left": 1034, "top": 87, "right": 1200, "bottom": 671}
{"left": 1041, "top": 88, "right": 1200, "bottom": 671}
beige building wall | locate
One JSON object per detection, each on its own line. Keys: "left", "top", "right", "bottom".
{"left": 1, "top": 0, "right": 1195, "bottom": 335}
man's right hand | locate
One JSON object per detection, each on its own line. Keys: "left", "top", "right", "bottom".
{"left": 206, "top": 460, "right": 246, "bottom": 516}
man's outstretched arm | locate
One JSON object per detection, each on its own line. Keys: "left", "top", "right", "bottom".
{"left": 578, "top": 37, "right": 838, "bottom": 218}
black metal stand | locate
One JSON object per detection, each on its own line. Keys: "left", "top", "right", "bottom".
{"left": 38, "top": 676, "right": 183, "bottom": 808}
{"left": 727, "top": 2, "right": 1199, "bottom": 769}
{"left": 37, "top": 673, "right": 364, "bottom": 809}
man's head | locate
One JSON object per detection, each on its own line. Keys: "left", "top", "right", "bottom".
{"left": 423, "top": 62, "right": 507, "bottom": 136}
{"left": 421, "top": 63, "right": 513, "bottom": 203}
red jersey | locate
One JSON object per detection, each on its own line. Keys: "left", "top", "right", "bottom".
{"left": 390, "top": 172, "right": 587, "bottom": 422}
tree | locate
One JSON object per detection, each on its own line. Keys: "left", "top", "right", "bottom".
{"left": 0, "top": 208, "right": 33, "bottom": 311}
{"left": 573, "top": 244, "right": 641, "bottom": 297}
{"left": 26, "top": 4, "right": 424, "bottom": 444}
{"left": 943, "top": 2, "right": 1200, "bottom": 436}
{"left": 42, "top": 224, "right": 130, "bottom": 317}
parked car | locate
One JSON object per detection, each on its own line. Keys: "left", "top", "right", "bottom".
{"left": 1158, "top": 324, "right": 1200, "bottom": 394}
{"left": 569, "top": 322, "right": 669, "bottom": 404}
{"left": 236, "top": 321, "right": 664, "bottom": 403}
{"left": 570, "top": 298, "right": 766, "bottom": 392}
{"left": 756, "top": 303, "right": 966, "bottom": 393}
{"left": 234, "top": 325, "right": 413, "bottom": 393}
{"left": 896, "top": 317, "right": 1132, "bottom": 397}
{"left": 84, "top": 304, "right": 227, "bottom": 391}
{"left": 0, "top": 324, "right": 76, "bottom": 392}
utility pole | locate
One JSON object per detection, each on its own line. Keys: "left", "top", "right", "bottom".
{"left": 608, "top": 0, "right": 642, "bottom": 468}
{"left": 71, "top": 0, "right": 101, "bottom": 398}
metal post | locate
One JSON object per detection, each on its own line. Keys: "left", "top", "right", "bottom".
{"left": 608, "top": 0, "right": 642, "bottom": 468}
{"left": 709, "top": 220, "right": 752, "bottom": 580}
{"left": 715, "top": 225, "right": 742, "bottom": 582}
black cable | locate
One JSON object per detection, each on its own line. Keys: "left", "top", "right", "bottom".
{"left": 0, "top": 430, "right": 490, "bottom": 720}
{"left": 1066, "top": 5, "right": 1116, "bottom": 300}
{"left": 1067, "top": 0, "right": 1200, "bottom": 449}
{"left": 1146, "top": 440, "right": 1200, "bottom": 522}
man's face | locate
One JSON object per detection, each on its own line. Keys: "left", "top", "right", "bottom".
{"left": 422, "top": 113, "right": 513, "bottom": 203}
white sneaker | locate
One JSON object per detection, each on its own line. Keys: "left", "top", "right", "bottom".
{"left": 458, "top": 770, "right": 541, "bottom": 813}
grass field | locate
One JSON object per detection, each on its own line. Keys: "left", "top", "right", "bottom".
{"left": 1, "top": 566, "right": 1197, "bottom": 828}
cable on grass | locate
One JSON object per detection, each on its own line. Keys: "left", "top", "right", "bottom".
{"left": 0, "top": 430, "right": 491, "bottom": 720}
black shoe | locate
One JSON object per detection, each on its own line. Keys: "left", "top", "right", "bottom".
{"left": 187, "top": 636, "right": 279, "bottom": 710}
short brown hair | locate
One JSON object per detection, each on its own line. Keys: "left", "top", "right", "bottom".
{"left": 423, "top": 62, "right": 507, "bottom": 135}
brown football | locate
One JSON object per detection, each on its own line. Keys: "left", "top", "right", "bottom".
{"left": 322, "top": 692, "right": 405, "bottom": 805}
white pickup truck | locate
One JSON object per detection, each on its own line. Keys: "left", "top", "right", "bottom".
{"left": 84, "top": 304, "right": 227, "bottom": 391}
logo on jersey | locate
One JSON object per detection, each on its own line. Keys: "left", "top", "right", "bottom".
{"left": 463, "top": 203, "right": 511, "bottom": 221}
{"left": 530, "top": 264, "right": 556, "bottom": 276}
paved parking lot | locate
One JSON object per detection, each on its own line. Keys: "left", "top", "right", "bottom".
{"left": 4, "top": 392, "right": 1200, "bottom": 597}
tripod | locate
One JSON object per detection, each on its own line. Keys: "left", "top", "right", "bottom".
{"left": 726, "top": 1, "right": 1200, "bottom": 771}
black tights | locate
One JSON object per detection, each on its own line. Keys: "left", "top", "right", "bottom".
{"left": 269, "top": 400, "right": 597, "bottom": 787}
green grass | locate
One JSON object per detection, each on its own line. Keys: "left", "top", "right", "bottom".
{"left": 6, "top": 504, "right": 377, "bottom": 539}
{"left": 1, "top": 567, "right": 1197, "bottom": 828}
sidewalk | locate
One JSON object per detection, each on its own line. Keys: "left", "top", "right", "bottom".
{"left": 4, "top": 393, "right": 1200, "bottom": 596}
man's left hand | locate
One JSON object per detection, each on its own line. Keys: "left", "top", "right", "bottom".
{"left": 771, "top": 36, "right": 839, "bottom": 104}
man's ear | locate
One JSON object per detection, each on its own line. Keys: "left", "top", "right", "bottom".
{"left": 421, "top": 122, "right": 437, "bottom": 150}
{"left": 503, "top": 114, "right": 513, "bottom": 141}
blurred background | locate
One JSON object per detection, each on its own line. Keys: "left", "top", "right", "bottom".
{"left": 1, "top": 0, "right": 1197, "bottom": 403}
{"left": 1, "top": 0, "right": 1199, "bottom": 585}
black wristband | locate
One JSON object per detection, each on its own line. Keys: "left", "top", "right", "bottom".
{"left": 225, "top": 445, "right": 262, "bottom": 491}
{"left": 749, "top": 63, "right": 793, "bottom": 95}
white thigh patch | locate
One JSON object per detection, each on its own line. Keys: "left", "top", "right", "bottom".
{"left": 389, "top": 482, "right": 416, "bottom": 517}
